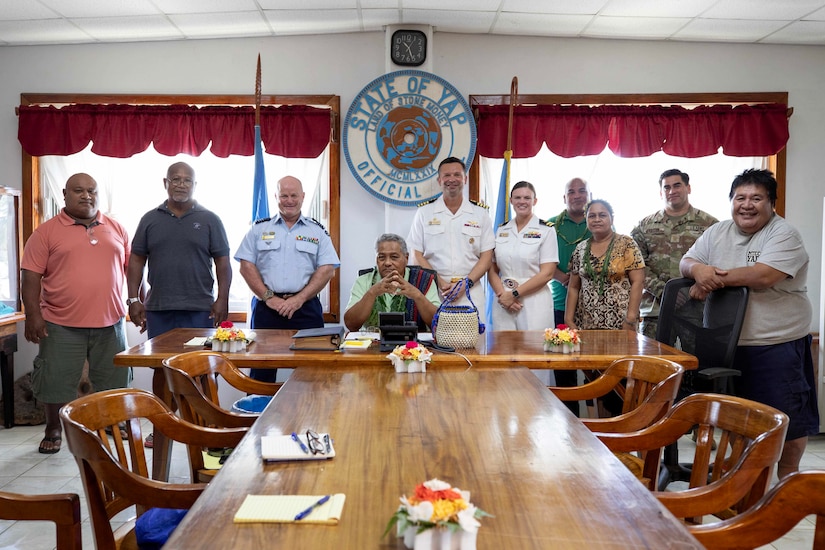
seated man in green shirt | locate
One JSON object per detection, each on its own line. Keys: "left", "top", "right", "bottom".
{"left": 344, "top": 233, "right": 441, "bottom": 332}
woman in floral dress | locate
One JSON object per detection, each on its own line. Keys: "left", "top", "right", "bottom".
{"left": 565, "top": 200, "right": 645, "bottom": 331}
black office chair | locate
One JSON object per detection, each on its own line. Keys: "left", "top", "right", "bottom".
{"left": 655, "top": 277, "right": 749, "bottom": 490}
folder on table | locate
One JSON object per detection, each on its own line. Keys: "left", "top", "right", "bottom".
{"left": 233, "top": 494, "right": 346, "bottom": 524}
{"left": 289, "top": 325, "right": 345, "bottom": 350}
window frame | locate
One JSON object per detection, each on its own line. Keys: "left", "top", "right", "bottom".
{"left": 19, "top": 92, "right": 341, "bottom": 323}
{"left": 468, "top": 92, "right": 788, "bottom": 217}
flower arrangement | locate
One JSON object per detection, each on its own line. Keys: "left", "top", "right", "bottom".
{"left": 384, "top": 478, "right": 490, "bottom": 550}
{"left": 544, "top": 324, "right": 581, "bottom": 354}
{"left": 387, "top": 341, "right": 433, "bottom": 373}
{"left": 211, "top": 321, "right": 251, "bottom": 352}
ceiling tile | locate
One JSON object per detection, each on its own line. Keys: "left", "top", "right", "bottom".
{"left": 701, "top": 0, "right": 825, "bottom": 20}
{"left": 258, "top": 0, "right": 357, "bottom": 9}
{"left": 584, "top": 15, "right": 689, "bottom": 39}
{"left": 403, "top": 0, "right": 500, "bottom": 11}
{"left": 0, "top": 1, "right": 61, "bottom": 21}
{"left": 501, "top": 0, "right": 609, "bottom": 15}
{"left": 803, "top": 5, "right": 825, "bottom": 20}
{"left": 38, "top": 0, "right": 160, "bottom": 18}
{"left": 169, "top": 12, "right": 271, "bottom": 38}
{"left": 0, "top": 18, "right": 92, "bottom": 44}
{"left": 76, "top": 15, "right": 183, "bottom": 41}
{"left": 262, "top": 9, "right": 361, "bottom": 35}
{"left": 152, "top": 0, "right": 262, "bottom": 14}
{"left": 361, "top": 0, "right": 398, "bottom": 7}
{"left": 361, "top": 9, "right": 403, "bottom": 30}
{"left": 599, "top": 0, "right": 717, "bottom": 18}
{"left": 494, "top": 13, "right": 593, "bottom": 36}
{"left": 674, "top": 18, "right": 790, "bottom": 42}
{"left": 760, "top": 20, "right": 825, "bottom": 44}
{"left": 403, "top": 9, "right": 495, "bottom": 33}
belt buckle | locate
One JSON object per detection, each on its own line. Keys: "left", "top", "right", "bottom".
{"left": 502, "top": 278, "right": 517, "bottom": 289}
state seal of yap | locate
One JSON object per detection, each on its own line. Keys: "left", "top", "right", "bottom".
{"left": 376, "top": 104, "right": 442, "bottom": 170}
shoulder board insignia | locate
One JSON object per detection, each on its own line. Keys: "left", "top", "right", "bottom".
{"left": 469, "top": 199, "right": 489, "bottom": 209}
{"left": 310, "top": 217, "right": 330, "bottom": 236}
{"left": 541, "top": 219, "right": 555, "bottom": 227}
{"left": 253, "top": 217, "right": 271, "bottom": 225}
{"left": 417, "top": 198, "right": 437, "bottom": 207}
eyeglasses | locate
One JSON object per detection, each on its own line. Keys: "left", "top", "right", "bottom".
{"left": 167, "top": 177, "right": 194, "bottom": 187}
{"left": 306, "top": 430, "right": 327, "bottom": 455}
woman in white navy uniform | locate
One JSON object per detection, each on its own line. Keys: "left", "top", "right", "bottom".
{"left": 488, "top": 181, "right": 559, "bottom": 330}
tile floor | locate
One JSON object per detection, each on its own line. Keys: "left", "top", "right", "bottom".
{"left": 1, "top": 423, "right": 824, "bottom": 549}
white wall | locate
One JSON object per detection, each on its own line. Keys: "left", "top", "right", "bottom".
{"left": 2, "top": 32, "right": 824, "bottom": 384}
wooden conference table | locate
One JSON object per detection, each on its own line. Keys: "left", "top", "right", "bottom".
{"left": 163, "top": 366, "right": 701, "bottom": 549}
{"left": 115, "top": 328, "right": 697, "bottom": 480}
{"left": 114, "top": 327, "right": 699, "bottom": 370}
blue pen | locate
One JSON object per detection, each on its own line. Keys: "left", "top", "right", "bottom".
{"left": 291, "top": 432, "right": 310, "bottom": 454}
{"left": 294, "top": 495, "right": 331, "bottom": 521}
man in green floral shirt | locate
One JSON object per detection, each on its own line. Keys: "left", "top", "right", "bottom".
{"left": 344, "top": 234, "right": 441, "bottom": 332}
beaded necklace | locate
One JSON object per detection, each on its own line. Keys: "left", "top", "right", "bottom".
{"left": 582, "top": 234, "right": 616, "bottom": 296}
{"left": 555, "top": 210, "right": 590, "bottom": 246}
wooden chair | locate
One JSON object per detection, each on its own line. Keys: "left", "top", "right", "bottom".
{"left": 162, "top": 350, "right": 279, "bottom": 482}
{"left": 690, "top": 470, "right": 825, "bottom": 549}
{"left": 549, "top": 356, "right": 684, "bottom": 433}
{"left": 59, "top": 388, "right": 246, "bottom": 550}
{"left": 597, "top": 393, "right": 788, "bottom": 523}
{"left": 0, "top": 490, "right": 82, "bottom": 550}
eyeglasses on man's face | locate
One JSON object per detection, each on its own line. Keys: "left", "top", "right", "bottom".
{"left": 167, "top": 177, "right": 194, "bottom": 187}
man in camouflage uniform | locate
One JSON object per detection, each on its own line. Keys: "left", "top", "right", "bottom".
{"left": 631, "top": 169, "right": 718, "bottom": 339}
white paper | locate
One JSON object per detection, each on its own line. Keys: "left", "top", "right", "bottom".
{"left": 344, "top": 331, "right": 378, "bottom": 341}
{"left": 184, "top": 337, "right": 208, "bottom": 347}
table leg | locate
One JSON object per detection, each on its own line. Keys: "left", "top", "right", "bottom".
{"left": 1, "top": 349, "right": 13, "bottom": 429}
{"left": 151, "top": 367, "right": 173, "bottom": 481}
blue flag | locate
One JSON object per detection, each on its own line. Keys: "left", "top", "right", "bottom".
{"left": 251, "top": 125, "right": 269, "bottom": 222}
{"left": 486, "top": 151, "right": 512, "bottom": 329}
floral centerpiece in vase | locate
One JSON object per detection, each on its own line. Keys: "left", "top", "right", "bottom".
{"left": 384, "top": 478, "right": 491, "bottom": 550}
{"left": 544, "top": 324, "right": 581, "bottom": 354}
{"left": 211, "top": 321, "right": 251, "bottom": 352}
{"left": 387, "top": 341, "right": 433, "bottom": 373}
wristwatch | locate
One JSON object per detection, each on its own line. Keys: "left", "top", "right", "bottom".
{"left": 511, "top": 289, "right": 520, "bottom": 298}
{"left": 126, "top": 297, "right": 141, "bottom": 307}
{"left": 465, "top": 278, "right": 474, "bottom": 288}
{"left": 261, "top": 288, "right": 275, "bottom": 301}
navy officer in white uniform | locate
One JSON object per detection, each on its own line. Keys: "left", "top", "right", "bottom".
{"left": 488, "top": 180, "right": 558, "bottom": 330}
{"left": 235, "top": 175, "right": 339, "bottom": 381}
{"left": 407, "top": 157, "right": 495, "bottom": 322}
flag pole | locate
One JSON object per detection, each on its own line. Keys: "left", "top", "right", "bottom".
{"left": 486, "top": 76, "right": 519, "bottom": 330}
{"left": 251, "top": 53, "right": 270, "bottom": 222}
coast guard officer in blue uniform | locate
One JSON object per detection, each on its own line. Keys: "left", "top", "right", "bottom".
{"left": 235, "top": 175, "right": 340, "bottom": 381}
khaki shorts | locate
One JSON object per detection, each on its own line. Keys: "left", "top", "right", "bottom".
{"left": 31, "top": 320, "right": 130, "bottom": 403}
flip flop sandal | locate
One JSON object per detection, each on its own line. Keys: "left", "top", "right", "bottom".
{"left": 105, "top": 423, "right": 128, "bottom": 440}
{"left": 38, "top": 436, "right": 62, "bottom": 454}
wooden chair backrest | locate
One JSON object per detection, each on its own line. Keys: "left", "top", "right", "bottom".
{"left": 550, "top": 356, "right": 684, "bottom": 433}
{"left": 597, "top": 393, "right": 788, "bottom": 522}
{"left": 0, "top": 490, "right": 82, "bottom": 550}
{"left": 163, "top": 350, "right": 281, "bottom": 400}
{"left": 690, "top": 470, "right": 825, "bottom": 549}
{"left": 60, "top": 388, "right": 246, "bottom": 549}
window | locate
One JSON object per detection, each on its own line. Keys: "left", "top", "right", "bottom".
{"left": 19, "top": 93, "right": 341, "bottom": 322}
{"left": 469, "top": 93, "right": 789, "bottom": 223}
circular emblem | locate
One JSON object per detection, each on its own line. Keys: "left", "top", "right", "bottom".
{"left": 343, "top": 70, "right": 477, "bottom": 207}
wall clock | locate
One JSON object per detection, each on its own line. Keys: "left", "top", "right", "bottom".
{"left": 391, "top": 29, "right": 427, "bottom": 67}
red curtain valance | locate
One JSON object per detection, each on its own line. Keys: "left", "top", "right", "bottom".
{"left": 476, "top": 103, "right": 789, "bottom": 159}
{"left": 17, "top": 104, "right": 332, "bottom": 158}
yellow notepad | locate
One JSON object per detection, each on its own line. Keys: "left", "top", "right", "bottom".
{"left": 233, "top": 494, "right": 346, "bottom": 524}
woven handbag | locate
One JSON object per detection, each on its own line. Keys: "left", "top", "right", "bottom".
{"left": 431, "top": 281, "right": 486, "bottom": 348}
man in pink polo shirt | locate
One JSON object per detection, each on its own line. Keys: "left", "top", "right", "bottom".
{"left": 21, "top": 173, "right": 131, "bottom": 454}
